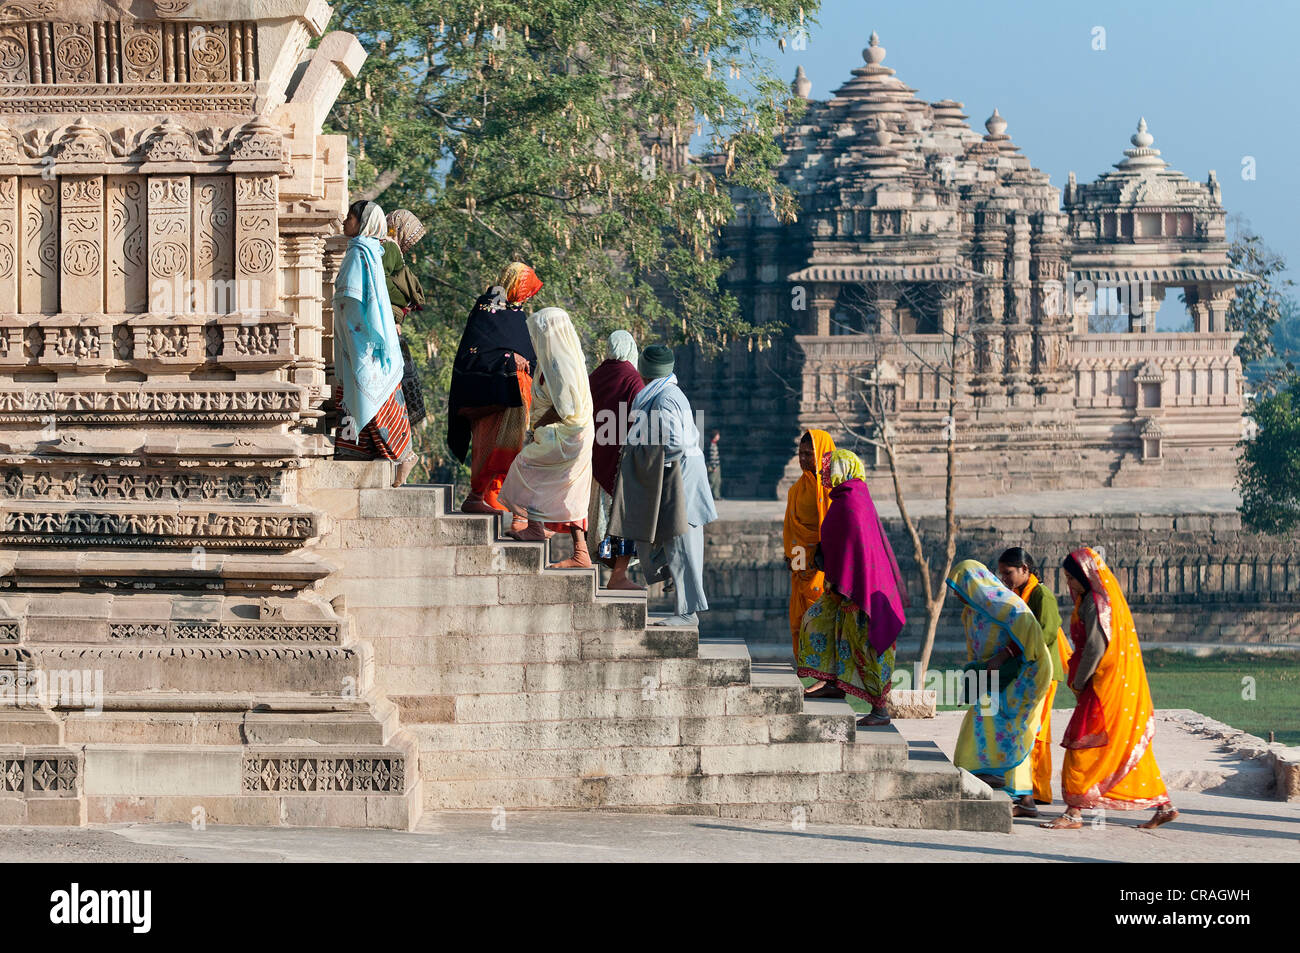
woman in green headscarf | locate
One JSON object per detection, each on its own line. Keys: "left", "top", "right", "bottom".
{"left": 946, "top": 560, "right": 1052, "bottom": 801}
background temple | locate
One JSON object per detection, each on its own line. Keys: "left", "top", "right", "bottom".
{"left": 685, "top": 32, "right": 1255, "bottom": 499}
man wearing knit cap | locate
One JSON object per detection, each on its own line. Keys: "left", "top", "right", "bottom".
{"left": 609, "top": 344, "right": 717, "bottom": 626}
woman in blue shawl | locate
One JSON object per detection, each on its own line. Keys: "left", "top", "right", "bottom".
{"left": 333, "top": 200, "right": 415, "bottom": 487}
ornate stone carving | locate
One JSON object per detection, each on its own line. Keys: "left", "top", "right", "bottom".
{"left": 0, "top": 468, "right": 283, "bottom": 503}
{"left": 0, "top": 754, "right": 78, "bottom": 797}
{"left": 141, "top": 118, "right": 197, "bottom": 162}
{"left": 0, "top": 508, "right": 318, "bottom": 548}
{"left": 243, "top": 755, "right": 405, "bottom": 794}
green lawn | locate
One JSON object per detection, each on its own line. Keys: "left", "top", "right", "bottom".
{"left": 808, "top": 651, "right": 1300, "bottom": 745}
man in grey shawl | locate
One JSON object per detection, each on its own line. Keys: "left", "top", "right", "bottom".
{"left": 609, "top": 344, "right": 718, "bottom": 626}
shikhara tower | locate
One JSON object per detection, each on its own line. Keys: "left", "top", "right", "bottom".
{"left": 689, "top": 32, "right": 1254, "bottom": 498}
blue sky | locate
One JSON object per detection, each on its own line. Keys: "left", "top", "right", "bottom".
{"left": 748, "top": 0, "right": 1299, "bottom": 285}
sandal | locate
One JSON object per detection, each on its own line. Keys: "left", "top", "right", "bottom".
{"left": 804, "top": 682, "right": 846, "bottom": 700}
{"left": 1039, "top": 814, "right": 1083, "bottom": 830}
{"left": 856, "top": 713, "right": 890, "bottom": 727}
{"left": 1138, "top": 808, "right": 1179, "bottom": 830}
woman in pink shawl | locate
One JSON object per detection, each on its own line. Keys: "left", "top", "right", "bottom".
{"left": 795, "top": 448, "right": 909, "bottom": 727}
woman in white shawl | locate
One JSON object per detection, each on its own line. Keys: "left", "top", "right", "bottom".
{"left": 500, "top": 307, "right": 595, "bottom": 568}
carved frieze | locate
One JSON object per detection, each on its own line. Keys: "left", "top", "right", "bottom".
{"left": 0, "top": 18, "right": 256, "bottom": 89}
{"left": 243, "top": 755, "right": 406, "bottom": 794}
{"left": 0, "top": 507, "right": 319, "bottom": 548}
{"left": 0, "top": 383, "right": 302, "bottom": 422}
{"left": 0, "top": 467, "right": 282, "bottom": 503}
{"left": 107, "top": 620, "right": 340, "bottom": 642}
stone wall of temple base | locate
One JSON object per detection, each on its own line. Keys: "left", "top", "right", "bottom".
{"left": 703, "top": 512, "right": 1300, "bottom": 659}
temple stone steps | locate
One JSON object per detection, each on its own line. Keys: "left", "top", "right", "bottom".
{"left": 295, "top": 462, "right": 1013, "bottom": 832}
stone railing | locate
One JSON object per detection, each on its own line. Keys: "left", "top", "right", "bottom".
{"left": 702, "top": 510, "right": 1300, "bottom": 657}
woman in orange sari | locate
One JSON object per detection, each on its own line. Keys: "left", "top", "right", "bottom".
{"left": 448, "top": 263, "right": 543, "bottom": 514}
{"left": 784, "top": 430, "right": 835, "bottom": 675}
{"left": 1042, "top": 546, "right": 1178, "bottom": 830}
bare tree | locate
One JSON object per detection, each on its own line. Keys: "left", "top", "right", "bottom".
{"left": 826, "top": 279, "right": 977, "bottom": 678}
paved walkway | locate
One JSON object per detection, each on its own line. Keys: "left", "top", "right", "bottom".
{"left": 716, "top": 486, "right": 1241, "bottom": 521}
{"left": 2, "top": 708, "right": 1294, "bottom": 863}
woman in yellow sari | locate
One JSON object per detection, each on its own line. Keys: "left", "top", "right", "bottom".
{"left": 947, "top": 560, "right": 1052, "bottom": 805}
{"left": 784, "top": 430, "right": 835, "bottom": 669}
{"left": 1042, "top": 547, "right": 1178, "bottom": 830}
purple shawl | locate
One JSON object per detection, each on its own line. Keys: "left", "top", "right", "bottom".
{"left": 588, "top": 358, "right": 644, "bottom": 495}
{"left": 820, "top": 478, "right": 909, "bottom": 653}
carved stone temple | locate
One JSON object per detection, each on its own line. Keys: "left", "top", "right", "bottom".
{"left": 689, "top": 33, "right": 1256, "bottom": 498}
{"left": 0, "top": 0, "right": 392, "bottom": 825}
{"left": 0, "top": 6, "right": 1013, "bottom": 832}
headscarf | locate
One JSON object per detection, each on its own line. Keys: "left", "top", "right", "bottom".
{"left": 784, "top": 429, "right": 836, "bottom": 562}
{"left": 946, "top": 560, "right": 1043, "bottom": 658}
{"left": 528, "top": 307, "right": 592, "bottom": 425}
{"left": 608, "top": 329, "right": 638, "bottom": 365}
{"left": 357, "top": 201, "right": 387, "bottom": 239}
{"left": 818, "top": 450, "right": 909, "bottom": 653}
{"left": 387, "top": 209, "right": 426, "bottom": 254}
{"left": 946, "top": 559, "right": 1052, "bottom": 774}
{"left": 822, "top": 447, "right": 866, "bottom": 489}
{"left": 499, "top": 262, "right": 543, "bottom": 305}
{"left": 589, "top": 332, "right": 645, "bottom": 495}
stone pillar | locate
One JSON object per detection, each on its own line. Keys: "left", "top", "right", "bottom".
{"left": 146, "top": 176, "right": 192, "bottom": 312}
{"left": 1207, "top": 286, "right": 1234, "bottom": 333}
{"left": 322, "top": 238, "right": 346, "bottom": 392}
{"left": 1186, "top": 284, "right": 1210, "bottom": 333}
{"left": 60, "top": 176, "right": 104, "bottom": 315}
{"left": 1131, "top": 284, "right": 1165, "bottom": 333}
{"left": 811, "top": 283, "right": 836, "bottom": 336}
{"left": 234, "top": 173, "right": 280, "bottom": 314}
{"left": 283, "top": 233, "right": 327, "bottom": 416}
{"left": 874, "top": 296, "right": 898, "bottom": 335}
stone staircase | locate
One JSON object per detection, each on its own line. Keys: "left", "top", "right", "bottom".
{"left": 304, "top": 461, "right": 1012, "bottom": 832}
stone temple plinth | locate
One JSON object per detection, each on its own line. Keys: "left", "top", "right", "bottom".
{"left": 0, "top": 1, "right": 422, "bottom": 826}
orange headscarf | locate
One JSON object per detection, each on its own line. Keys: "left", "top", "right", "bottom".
{"left": 784, "top": 429, "right": 836, "bottom": 652}
{"left": 1061, "top": 546, "right": 1170, "bottom": 811}
{"left": 499, "top": 262, "right": 543, "bottom": 305}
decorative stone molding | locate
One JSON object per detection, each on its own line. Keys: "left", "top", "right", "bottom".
{"left": 0, "top": 752, "right": 79, "bottom": 797}
{"left": 0, "top": 468, "right": 284, "bottom": 502}
{"left": 107, "top": 620, "right": 341, "bottom": 642}
{"left": 0, "top": 507, "right": 320, "bottom": 548}
{"left": 243, "top": 754, "right": 406, "bottom": 794}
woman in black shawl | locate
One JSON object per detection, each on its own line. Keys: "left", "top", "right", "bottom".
{"left": 448, "top": 262, "right": 542, "bottom": 513}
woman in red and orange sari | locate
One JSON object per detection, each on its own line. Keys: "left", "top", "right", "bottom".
{"left": 447, "top": 263, "right": 543, "bottom": 514}
{"left": 784, "top": 429, "right": 835, "bottom": 671}
{"left": 1042, "top": 546, "right": 1178, "bottom": 830}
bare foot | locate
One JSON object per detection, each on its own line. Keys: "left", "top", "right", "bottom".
{"left": 605, "top": 577, "right": 646, "bottom": 591}
{"left": 461, "top": 498, "right": 503, "bottom": 514}
{"left": 1138, "top": 808, "right": 1178, "bottom": 829}
{"left": 549, "top": 555, "right": 593, "bottom": 569}
{"left": 508, "top": 524, "right": 549, "bottom": 541}
{"left": 1039, "top": 813, "right": 1082, "bottom": 830}
{"left": 392, "top": 458, "right": 416, "bottom": 487}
